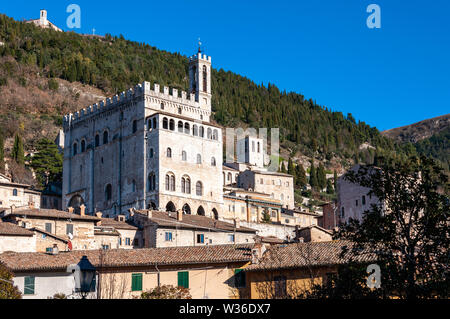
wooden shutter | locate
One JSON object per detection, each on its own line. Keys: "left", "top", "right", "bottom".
{"left": 177, "top": 272, "right": 189, "bottom": 288}
{"left": 24, "top": 276, "right": 35, "bottom": 295}
{"left": 131, "top": 273, "right": 142, "bottom": 291}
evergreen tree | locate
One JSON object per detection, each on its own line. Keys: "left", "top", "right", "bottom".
{"left": 280, "top": 162, "right": 287, "bottom": 173}
{"left": 287, "top": 158, "right": 295, "bottom": 176}
{"left": 30, "top": 138, "right": 63, "bottom": 188}
{"left": 11, "top": 134, "right": 24, "bottom": 165}
{"left": 317, "top": 163, "right": 327, "bottom": 190}
{"left": 326, "top": 178, "right": 334, "bottom": 194}
{"left": 334, "top": 170, "right": 338, "bottom": 191}
{"left": 295, "top": 163, "right": 307, "bottom": 189}
{"left": 261, "top": 210, "right": 272, "bottom": 223}
{"left": 309, "top": 162, "right": 318, "bottom": 189}
{"left": 0, "top": 132, "right": 4, "bottom": 173}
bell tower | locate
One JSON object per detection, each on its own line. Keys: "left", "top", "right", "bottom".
{"left": 189, "top": 40, "right": 212, "bottom": 110}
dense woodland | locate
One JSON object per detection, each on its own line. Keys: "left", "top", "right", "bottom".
{"left": 0, "top": 14, "right": 447, "bottom": 190}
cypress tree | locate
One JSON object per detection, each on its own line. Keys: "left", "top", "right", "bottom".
{"left": 12, "top": 134, "right": 24, "bottom": 165}
{"left": 317, "top": 163, "right": 327, "bottom": 190}
{"left": 280, "top": 162, "right": 287, "bottom": 173}
{"left": 287, "top": 158, "right": 295, "bottom": 176}
{"left": 295, "top": 163, "right": 307, "bottom": 189}
{"left": 326, "top": 178, "right": 334, "bottom": 194}
{"left": 309, "top": 162, "right": 318, "bottom": 189}
{"left": 334, "top": 170, "right": 338, "bottom": 191}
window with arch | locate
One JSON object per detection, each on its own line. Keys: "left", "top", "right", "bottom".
{"left": 193, "top": 125, "right": 198, "bottom": 136}
{"left": 132, "top": 120, "right": 137, "bottom": 134}
{"left": 13, "top": 189, "right": 18, "bottom": 196}
{"left": 211, "top": 157, "right": 216, "bottom": 166}
{"left": 149, "top": 148, "right": 154, "bottom": 158}
{"left": 103, "top": 131, "right": 109, "bottom": 145}
{"left": 165, "top": 173, "right": 175, "bottom": 192}
{"left": 196, "top": 181, "right": 203, "bottom": 196}
{"left": 81, "top": 140, "right": 86, "bottom": 152}
{"left": 105, "top": 184, "right": 112, "bottom": 201}
{"left": 178, "top": 121, "right": 183, "bottom": 133}
{"left": 199, "top": 126, "right": 204, "bottom": 138}
{"left": 167, "top": 148, "right": 172, "bottom": 158}
{"left": 252, "top": 141, "right": 255, "bottom": 152}
{"left": 196, "top": 154, "right": 202, "bottom": 164}
{"left": 147, "top": 119, "right": 152, "bottom": 131}
{"left": 152, "top": 118, "right": 157, "bottom": 129}
{"left": 202, "top": 65, "right": 207, "bottom": 92}
{"left": 178, "top": 107, "right": 182, "bottom": 115}
{"left": 184, "top": 123, "right": 190, "bottom": 134}
{"left": 147, "top": 172, "right": 156, "bottom": 191}
{"left": 163, "top": 117, "right": 168, "bottom": 129}
{"left": 169, "top": 119, "right": 175, "bottom": 131}
{"left": 182, "top": 151, "right": 187, "bottom": 161}
{"left": 181, "top": 176, "right": 191, "bottom": 194}
{"left": 207, "top": 128, "right": 212, "bottom": 139}
{"left": 95, "top": 134, "right": 100, "bottom": 147}
{"left": 73, "top": 142, "right": 78, "bottom": 156}
{"left": 213, "top": 129, "right": 218, "bottom": 140}
{"left": 160, "top": 103, "right": 165, "bottom": 110}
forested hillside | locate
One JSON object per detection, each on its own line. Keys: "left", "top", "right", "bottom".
{"left": 0, "top": 13, "right": 431, "bottom": 191}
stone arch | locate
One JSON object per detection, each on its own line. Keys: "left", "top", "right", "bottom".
{"left": 197, "top": 206, "right": 205, "bottom": 216}
{"left": 147, "top": 202, "right": 157, "bottom": 210}
{"left": 68, "top": 195, "right": 85, "bottom": 215}
{"left": 212, "top": 208, "right": 219, "bottom": 220}
{"left": 166, "top": 201, "right": 176, "bottom": 212}
{"left": 182, "top": 204, "right": 191, "bottom": 215}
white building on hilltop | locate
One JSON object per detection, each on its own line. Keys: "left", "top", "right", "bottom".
{"left": 25, "top": 10, "right": 62, "bottom": 32}
{"left": 62, "top": 49, "right": 223, "bottom": 219}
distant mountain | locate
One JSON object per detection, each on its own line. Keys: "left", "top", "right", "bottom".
{"left": 382, "top": 114, "right": 450, "bottom": 144}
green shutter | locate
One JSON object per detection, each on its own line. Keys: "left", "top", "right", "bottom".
{"left": 178, "top": 271, "right": 189, "bottom": 288}
{"left": 131, "top": 273, "right": 142, "bottom": 291}
{"left": 24, "top": 276, "right": 35, "bottom": 295}
{"left": 234, "top": 269, "right": 246, "bottom": 288}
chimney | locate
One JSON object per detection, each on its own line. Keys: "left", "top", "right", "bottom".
{"left": 251, "top": 243, "right": 267, "bottom": 264}
{"left": 177, "top": 210, "right": 183, "bottom": 221}
{"left": 234, "top": 218, "right": 240, "bottom": 229}
{"left": 298, "top": 237, "right": 304, "bottom": 243}
{"left": 68, "top": 207, "right": 74, "bottom": 214}
{"left": 79, "top": 204, "right": 86, "bottom": 216}
{"left": 96, "top": 212, "right": 103, "bottom": 219}
{"left": 52, "top": 244, "right": 59, "bottom": 255}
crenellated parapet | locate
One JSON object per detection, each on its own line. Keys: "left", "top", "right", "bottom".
{"left": 63, "top": 81, "right": 207, "bottom": 128}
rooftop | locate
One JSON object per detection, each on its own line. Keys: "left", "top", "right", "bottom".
{"left": 0, "top": 244, "right": 254, "bottom": 272}
{"left": 0, "top": 222, "right": 34, "bottom": 237}
{"left": 3, "top": 208, "right": 100, "bottom": 222}
{"left": 245, "top": 241, "right": 375, "bottom": 271}
{"left": 99, "top": 218, "right": 140, "bottom": 230}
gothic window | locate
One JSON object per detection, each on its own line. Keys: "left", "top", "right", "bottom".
{"left": 152, "top": 118, "right": 157, "bottom": 129}
{"left": 202, "top": 65, "right": 207, "bottom": 92}
{"left": 211, "top": 157, "right": 216, "bottom": 166}
{"left": 193, "top": 125, "right": 198, "bottom": 136}
{"left": 81, "top": 140, "right": 86, "bottom": 152}
{"left": 105, "top": 184, "right": 112, "bottom": 201}
{"left": 165, "top": 173, "right": 175, "bottom": 192}
{"left": 147, "top": 118, "right": 151, "bottom": 131}
{"left": 213, "top": 129, "right": 218, "bottom": 140}
{"left": 167, "top": 148, "right": 172, "bottom": 158}
{"left": 170, "top": 175, "right": 175, "bottom": 191}
{"left": 169, "top": 119, "right": 175, "bottom": 131}
{"left": 182, "top": 151, "right": 187, "bottom": 161}
{"left": 73, "top": 142, "right": 78, "bottom": 156}
{"left": 200, "top": 126, "right": 204, "bottom": 138}
{"left": 184, "top": 123, "right": 190, "bottom": 134}
{"left": 181, "top": 176, "right": 191, "bottom": 194}
{"left": 132, "top": 120, "right": 137, "bottom": 134}
{"left": 103, "top": 131, "right": 109, "bottom": 144}
{"left": 160, "top": 103, "right": 165, "bottom": 110}
{"left": 165, "top": 174, "right": 170, "bottom": 191}
{"left": 178, "top": 121, "right": 183, "bottom": 133}
{"left": 148, "top": 172, "right": 156, "bottom": 191}
{"left": 95, "top": 134, "right": 100, "bottom": 147}
{"left": 207, "top": 128, "right": 212, "bottom": 139}
{"left": 163, "top": 117, "right": 168, "bottom": 129}
{"left": 196, "top": 154, "right": 202, "bottom": 164}
{"left": 196, "top": 181, "right": 203, "bottom": 196}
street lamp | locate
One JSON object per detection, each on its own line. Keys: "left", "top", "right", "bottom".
{"left": 76, "top": 256, "right": 96, "bottom": 299}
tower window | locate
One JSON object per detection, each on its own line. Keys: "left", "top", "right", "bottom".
{"left": 105, "top": 184, "right": 112, "bottom": 201}
{"left": 182, "top": 151, "right": 187, "bottom": 161}
{"left": 163, "top": 118, "right": 168, "bottom": 129}
{"left": 167, "top": 148, "right": 172, "bottom": 158}
{"left": 132, "top": 120, "right": 137, "bottom": 134}
{"left": 178, "top": 121, "right": 183, "bottom": 133}
{"left": 203, "top": 65, "right": 207, "bottom": 92}
{"left": 196, "top": 154, "right": 202, "bottom": 164}
{"left": 73, "top": 142, "right": 78, "bottom": 156}
{"left": 196, "top": 181, "right": 203, "bottom": 196}
{"left": 103, "top": 131, "right": 109, "bottom": 144}
{"left": 193, "top": 125, "right": 198, "bottom": 136}
{"left": 169, "top": 119, "right": 175, "bottom": 131}
{"left": 160, "top": 103, "right": 165, "bottom": 110}
{"left": 81, "top": 140, "right": 86, "bottom": 152}
{"left": 95, "top": 134, "right": 100, "bottom": 147}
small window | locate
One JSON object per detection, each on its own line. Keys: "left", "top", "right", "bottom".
{"left": 131, "top": 273, "right": 143, "bottom": 291}
{"left": 211, "top": 157, "right": 216, "bottom": 166}
{"left": 45, "top": 223, "right": 52, "bottom": 233}
{"left": 102, "top": 245, "right": 110, "bottom": 250}
{"left": 196, "top": 154, "right": 202, "bottom": 164}
{"left": 103, "top": 131, "right": 109, "bottom": 144}
{"left": 95, "top": 134, "right": 100, "bottom": 147}
{"left": 341, "top": 207, "right": 345, "bottom": 217}
{"left": 362, "top": 195, "right": 366, "bottom": 205}
{"left": 163, "top": 117, "right": 168, "bottom": 129}
{"left": 13, "top": 189, "right": 18, "bottom": 196}
{"left": 196, "top": 234, "right": 205, "bottom": 244}
{"left": 355, "top": 200, "right": 359, "bottom": 207}
{"left": 66, "top": 224, "right": 73, "bottom": 236}
{"left": 105, "top": 184, "right": 112, "bottom": 201}
{"left": 125, "top": 238, "right": 131, "bottom": 246}
{"left": 234, "top": 269, "right": 246, "bottom": 288}
{"left": 149, "top": 148, "right": 154, "bottom": 158}
{"left": 228, "top": 234, "right": 235, "bottom": 242}
{"left": 182, "top": 151, "right": 187, "bottom": 161}
{"left": 81, "top": 140, "right": 86, "bottom": 152}
{"left": 165, "top": 232, "right": 173, "bottom": 242}
{"left": 73, "top": 143, "right": 78, "bottom": 156}
{"left": 177, "top": 271, "right": 189, "bottom": 289}
{"left": 178, "top": 121, "right": 183, "bottom": 133}
{"left": 196, "top": 182, "right": 203, "bottom": 196}
{"left": 160, "top": 103, "right": 165, "bottom": 110}
{"left": 132, "top": 120, "right": 137, "bottom": 133}
{"left": 167, "top": 148, "right": 172, "bottom": 158}
{"left": 24, "top": 276, "right": 35, "bottom": 295}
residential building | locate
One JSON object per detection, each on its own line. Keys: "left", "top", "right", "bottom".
{"left": 0, "top": 173, "right": 41, "bottom": 210}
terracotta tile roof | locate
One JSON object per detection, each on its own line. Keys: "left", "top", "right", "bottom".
{"left": 297, "top": 225, "right": 334, "bottom": 235}
{"left": 0, "top": 244, "right": 254, "bottom": 272}
{"left": 245, "top": 241, "right": 376, "bottom": 271}
{"left": 32, "top": 228, "right": 69, "bottom": 243}
{"left": 0, "top": 223, "right": 34, "bottom": 236}
{"left": 7, "top": 208, "right": 100, "bottom": 222}
{"left": 137, "top": 211, "right": 257, "bottom": 233}
{"left": 100, "top": 218, "right": 140, "bottom": 230}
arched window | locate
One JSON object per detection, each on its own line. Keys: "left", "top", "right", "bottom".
{"left": 132, "top": 180, "right": 136, "bottom": 192}
{"left": 182, "top": 151, "right": 187, "bottom": 161}
{"left": 81, "top": 140, "right": 86, "bottom": 152}
{"left": 202, "top": 65, "right": 207, "bottom": 92}
{"left": 147, "top": 118, "right": 152, "bottom": 131}
{"left": 211, "top": 157, "right": 216, "bottom": 166}
{"left": 73, "top": 142, "right": 78, "bottom": 156}
{"left": 149, "top": 148, "right": 154, "bottom": 158}
{"left": 183, "top": 204, "right": 191, "bottom": 215}
{"left": 193, "top": 125, "right": 198, "bottom": 136}
{"left": 167, "top": 148, "right": 172, "bottom": 158}
{"left": 165, "top": 174, "right": 170, "bottom": 191}
{"left": 213, "top": 129, "right": 218, "bottom": 140}
{"left": 152, "top": 118, "right": 157, "bottom": 129}
{"left": 184, "top": 123, "right": 190, "bottom": 134}
{"left": 178, "top": 121, "right": 183, "bottom": 133}
{"left": 163, "top": 117, "right": 168, "bottom": 129}
{"left": 95, "top": 134, "right": 100, "bottom": 147}
{"left": 199, "top": 126, "right": 204, "bottom": 138}
{"left": 196, "top": 154, "right": 202, "bottom": 164}
{"left": 103, "top": 131, "right": 109, "bottom": 144}
{"left": 181, "top": 176, "right": 191, "bottom": 194}
{"left": 132, "top": 120, "right": 137, "bottom": 133}
{"left": 196, "top": 181, "right": 203, "bottom": 196}
{"left": 105, "top": 184, "right": 112, "bottom": 201}
{"left": 160, "top": 103, "right": 165, "bottom": 110}
{"left": 169, "top": 119, "right": 175, "bottom": 131}
{"left": 13, "top": 189, "right": 18, "bottom": 196}
{"left": 170, "top": 175, "right": 175, "bottom": 191}
{"left": 207, "top": 128, "right": 212, "bottom": 139}
{"left": 197, "top": 206, "right": 205, "bottom": 216}
{"left": 147, "top": 172, "right": 156, "bottom": 191}
{"left": 165, "top": 173, "right": 175, "bottom": 192}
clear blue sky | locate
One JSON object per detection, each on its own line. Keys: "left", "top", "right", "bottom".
{"left": 2, "top": 0, "right": 449, "bottom": 130}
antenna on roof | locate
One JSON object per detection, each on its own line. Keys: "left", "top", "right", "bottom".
{"left": 198, "top": 37, "right": 202, "bottom": 53}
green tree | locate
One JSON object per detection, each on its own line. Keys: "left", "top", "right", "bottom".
{"left": 0, "top": 132, "right": 4, "bottom": 173}
{"left": 11, "top": 134, "right": 24, "bottom": 165}
{"left": 333, "top": 170, "right": 338, "bottom": 191}
{"left": 0, "top": 263, "right": 22, "bottom": 299}
{"left": 287, "top": 158, "right": 295, "bottom": 176}
{"left": 140, "top": 285, "right": 191, "bottom": 299}
{"left": 317, "top": 163, "right": 327, "bottom": 190}
{"left": 295, "top": 163, "right": 307, "bottom": 189}
{"left": 30, "top": 138, "right": 63, "bottom": 187}
{"left": 337, "top": 156, "right": 450, "bottom": 299}
{"left": 280, "top": 162, "right": 287, "bottom": 173}
{"left": 261, "top": 210, "right": 272, "bottom": 223}
{"left": 326, "top": 178, "right": 334, "bottom": 194}
{"left": 309, "top": 162, "right": 318, "bottom": 190}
